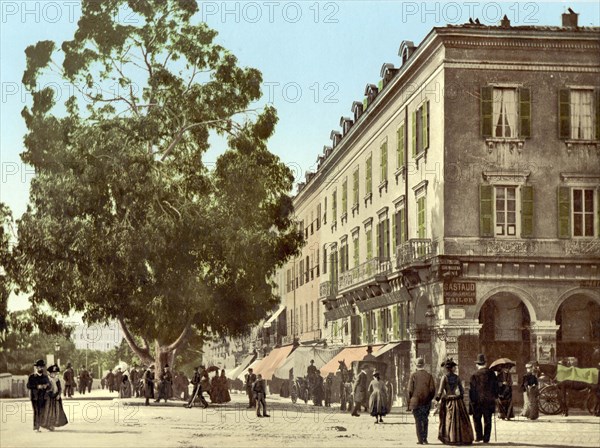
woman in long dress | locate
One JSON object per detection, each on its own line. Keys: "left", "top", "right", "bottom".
{"left": 368, "top": 372, "right": 388, "bottom": 424}
{"left": 40, "top": 364, "right": 68, "bottom": 431}
{"left": 520, "top": 362, "right": 539, "bottom": 420}
{"left": 497, "top": 366, "right": 514, "bottom": 420}
{"left": 120, "top": 374, "right": 132, "bottom": 398}
{"left": 219, "top": 369, "right": 231, "bottom": 403}
{"left": 435, "top": 359, "right": 474, "bottom": 445}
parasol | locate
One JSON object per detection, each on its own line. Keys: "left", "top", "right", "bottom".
{"left": 489, "top": 358, "right": 516, "bottom": 371}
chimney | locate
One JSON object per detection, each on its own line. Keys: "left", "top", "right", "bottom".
{"left": 500, "top": 15, "right": 510, "bottom": 28}
{"left": 562, "top": 8, "right": 578, "bottom": 28}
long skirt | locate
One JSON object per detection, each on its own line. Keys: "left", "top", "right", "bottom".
{"left": 521, "top": 386, "right": 539, "bottom": 420}
{"left": 438, "top": 396, "right": 474, "bottom": 445}
{"left": 40, "top": 396, "right": 68, "bottom": 429}
{"left": 368, "top": 390, "right": 388, "bottom": 417}
{"left": 497, "top": 396, "right": 514, "bottom": 419}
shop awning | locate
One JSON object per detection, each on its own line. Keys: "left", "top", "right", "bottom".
{"left": 254, "top": 344, "right": 295, "bottom": 381}
{"left": 263, "top": 305, "right": 286, "bottom": 328}
{"left": 236, "top": 358, "right": 263, "bottom": 382}
{"left": 226, "top": 353, "right": 256, "bottom": 381}
{"left": 373, "top": 342, "right": 403, "bottom": 358}
{"left": 319, "top": 344, "right": 385, "bottom": 377}
{"left": 273, "top": 345, "right": 344, "bottom": 380}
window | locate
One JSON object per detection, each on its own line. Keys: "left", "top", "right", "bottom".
{"left": 332, "top": 190, "right": 337, "bottom": 222}
{"left": 342, "top": 178, "right": 348, "bottom": 216}
{"left": 559, "top": 89, "right": 599, "bottom": 140}
{"left": 305, "top": 255, "right": 310, "bottom": 283}
{"left": 366, "top": 228, "right": 373, "bottom": 260}
{"left": 353, "top": 167, "right": 359, "bottom": 207}
{"left": 310, "top": 211, "right": 314, "bottom": 235}
{"left": 340, "top": 240, "right": 349, "bottom": 273}
{"left": 299, "top": 260, "right": 304, "bottom": 286}
{"left": 305, "top": 304, "right": 308, "bottom": 333}
{"left": 316, "top": 204, "right": 321, "bottom": 230}
{"left": 481, "top": 87, "right": 531, "bottom": 138}
{"left": 311, "top": 302, "right": 314, "bottom": 331}
{"left": 323, "top": 246, "right": 327, "bottom": 275}
{"left": 393, "top": 208, "right": 406, "bottom": 249}
{"left": 558, "top": 186, "right": 597, "bottom": 238}
{"left": 412, "top": 100, "right": 429, "bottom": 156}
{"left": 353, "top": 234, "right": 359, "bottom": 267}
{"left": 323, "top": 197, "right": 327, "bottom": 225}
{"left": 480, "top": 185, "right": 534, "bottom": 238}
{"left": 380, "top": 140, "right": 388, "bottom": 182}
{"left": 316, "top": 248, "right": 320, "bottom": 277}
{"left": 377, "top": 218, "right": 390, "bottom": 259}
{"left": 397, "top": 123, "right": 405, "bottom": 169}
{"left": 417, "top": 197, "right": 426, "bottom": 238}
{"left": 366, "top": 154, "right": 372, "bottom": 196}
{"left": 329, "top": 248, "right": 338, "bottom": 285}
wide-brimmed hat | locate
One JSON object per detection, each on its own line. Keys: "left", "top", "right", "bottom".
{"left": 416, "top": 357, "right": 425, "bottom": 368}
{"left": 47, "top": 364, "right": 60, "bottom": 373}
{"left": 475, "top": 354, "right": 486, "bottom": 366}
{"left": 34, "top": 359, "right": 45, "bottom": 367}
{"left": 442, "top": 358, "right": 457, "bottom": 369}
{"left": 373, "top": 371, "right": 381, "bottom": 378}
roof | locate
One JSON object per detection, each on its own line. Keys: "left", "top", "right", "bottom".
{"left": 319, "top": 345, "right": 385, "bottom": 377}
{"left": 254, "top": 345, "right": 296, "bottom": 381}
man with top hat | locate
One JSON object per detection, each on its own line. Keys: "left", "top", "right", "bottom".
{"left": 130, "top": 364, "right": 140, "bottom": 398}
{"left": 351, "top": 364, "right": 369, "bottom": 417}
{"left": 27, "top": 359, "right": 50, "bottom": 431}
{"left": 156, "top": 364, "right": 173, "bottom": 403}
{"left": 62, "top": 362, "right": 74, "bottom": 398}
{"left": 469, "top": 354, "right": 499, "bottom": 443}
{"left": 143, "top": 365, "right": 155, "bottom": 406}
{"left": 407, "top": 357, "right": 436, "bottom": 445}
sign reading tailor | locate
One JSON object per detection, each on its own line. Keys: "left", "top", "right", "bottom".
{"left": 443, "top": 281, "right": 476, "bottom": 305}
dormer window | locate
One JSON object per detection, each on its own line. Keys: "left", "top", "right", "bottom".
{"left": 398, "top": 40, "right": 416, "bottom": 66}
{"left": 323, "top": 145, "right": 332, "bottom": 157}
{"left": 380, "top": 63, "right": 398, "bottom": 88}
{"left": 365, "top": 84, "right": 379, "bottom": 105}
{"left": 340, "top": 117, "right": 354, "bottom": 136}
{"left": 330, "top": 131, "right": 342, "bottom": 148}
{"left": 352, "top": 101, "right": 364, "bottom": 121}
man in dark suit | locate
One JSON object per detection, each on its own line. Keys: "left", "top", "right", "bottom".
{"left": 245, "top": 368, "right": 257, "bottom": 408}
{"left": 26, "top": 359, "right": 50, "bottom": 432}
{"left": 407, "top": 357, "right": 436, "bottom": 445}
{"left": 252, "top": 373, "right": 270, "bottom": 417}
{"left": 469, "top": 354, "right": 499, "bottom": 443}
{"left": 185, "top": 366, "right": 208, "bottom": 408}
{"left": 63, "top": 362, "right": 74, "bottom": 398}
{"left": 351, "top": 365, "right": 369, "bottom": 416}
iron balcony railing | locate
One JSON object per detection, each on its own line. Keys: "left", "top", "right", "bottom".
{"left": 338, "top": 257, "right": 391, "bottom": 292}
{"left": 319, "top": 280, "right": 337, "bottom": 298}
{"left": 396, "top": 238, "right": 437, "bottom": 268}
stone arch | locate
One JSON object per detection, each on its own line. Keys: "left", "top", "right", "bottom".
{"left": 472, "top": 285, "right": 538, "bottom": 322}
{"left": 551, "top": 287, "right": 600, "bottom": 321}
{"left": 412, "top": 290, "right": 431, "bottom": 327}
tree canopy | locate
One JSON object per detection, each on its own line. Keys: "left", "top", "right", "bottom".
{"left": 16, "top": 0, "right": 302, "bottom": 367}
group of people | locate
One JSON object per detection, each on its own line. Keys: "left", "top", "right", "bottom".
{"left": 60, "top": 363, "right": 93, "bottom": 397}
{"left": 244, "top": 368, "right": 270, "bottom": 417}
{"left": 350, "top": 365, "right": 392, "bottom": 424}
{"left": 407, "top": 354, "right": 542, "bottom": 445}
{"left": 26, "top": 359, "right": 68, "bottom": 432}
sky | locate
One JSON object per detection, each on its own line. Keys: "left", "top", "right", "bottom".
{"left": 1, "top": 0, "right": 599, "bottom": 313}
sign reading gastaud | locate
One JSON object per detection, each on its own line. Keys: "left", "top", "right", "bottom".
{"left": 443, "top": 281, "right": 476, "bottom": 305}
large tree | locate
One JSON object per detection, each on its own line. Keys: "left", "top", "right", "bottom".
{"left": 16, "top": 0, "right": 302, "bottom": 370}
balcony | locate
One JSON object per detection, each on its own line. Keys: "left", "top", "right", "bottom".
{"left": 338, "top": 257, "right": 391, "bottom": 293}
{"left": 397, "top": 239, "right": 438, "bottom": 268}
{"left": 319, "top": 280, "right": 337, "bottom": 299}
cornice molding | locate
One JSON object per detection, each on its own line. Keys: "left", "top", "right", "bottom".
{"left": 560, "top": 172, "right": 600, "bottom": 185}
{"left": 483, "top": 170, "right": 531, "bottom": 185}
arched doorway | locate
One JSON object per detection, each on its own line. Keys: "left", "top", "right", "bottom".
{"left": 555, "top": 294, "right": 600, "bottom": 367}
{"left": 413, "top": 294, "right": 432, "bottom": 366}
{"left": 479, "top": 293, "right": 531, "bottom": 374}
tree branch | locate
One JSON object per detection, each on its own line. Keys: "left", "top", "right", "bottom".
{"left": 118, "top": 317, "right": 152, "bottom": 362}
{"left": 165, "top": 317, "right": 195, "bottom": 352}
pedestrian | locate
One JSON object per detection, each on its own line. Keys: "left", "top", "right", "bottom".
{"left": 87, "top": 371, "right": 93, "bottom": 393}
{"left": 436, "top": 358, "right": 474, "bottom": 445}
{"left": 497, "top": 366, "right": 514, "bottom": 420}
{"left": 78, "top": 366, "right": 89, "bottom": 395}
{"left": 106, "top": 369, "right": 114, "bottom": 392}
{"left": 469, "top": 354, "right": 498, "bottom": 443}
{"left": 368, "top": 371, "right": 388, "bottom": 424}
{"left": 185, "top": 366, "right": 208, "bottom": 408}
{"left": 40, "top": 364, "right": 68, "bottom": 431}
{"left": 143, "top": 365, "right": 155, "bottom": 406}
{"left": 130, "top": 364, "right": 140, "bottom": 398}
{"left": 114, "top": 367, "right": 123, "bottom": 394}
{"left": 27, "top": 359, "right": 50, "bottom": 432}
{"left": 180, "top": 371, "right": 190, "bottom": 401}
{"left": 245, "top": 368, "right": 257, "bottom": 408}
{"left": 252, "top": 373, "right": 270, "bottom": 417}
{"left": 156, "top": 364, "right": 173, "bottom": 403}
{"left": 520, "top": 362, "right": 539, "bottom": 420}
{"left": 384, "top": 378, "right": 393, "bottom": 413}
{"left": 407, "top": 357, "right": 436, "bottom": 445}
{"left": 351, "top": 364, "right": 369, "bottom": 417}
{"left": 62, "top": 362, "right": 74, "bottom": 398}
{"left": 219, "top": 369, "right": 231, "bottom": 403}
{"left": 324, "top": 374, "right": 333, "bottom": 407}
{"left": 120, "top": 374, "right": 132, "bottom": 398}
{"left": 313, "top": 371, "right": 324, "bottom": 406}
{"left": 210, "top": 370, "right": 222, "bottom": 403}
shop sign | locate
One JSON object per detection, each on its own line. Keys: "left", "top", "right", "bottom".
{"left": 443, "top": 281, "right": 476, "bottom": 305}
{"left": 448, "top": 308, "right": 466, "bottom": 319}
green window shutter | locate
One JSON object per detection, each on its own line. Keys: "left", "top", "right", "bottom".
{"left": 392, "top": 306, "right": 399, "bottom": 340}
{"left": 353, "top": 169, "right": 359, "bottom": 205}
{"left": 596, "top": 89, "right": 600, "bottom": 140}
{"left": 400, "top": 304, "right": 406, "bottom": 340}
{"left": 363, "top": 97, "right": 368, "bottom": 111}
{"left": 417, "top": 198, "right": 426, "bottom": 239}
{"left": 400, "top": 208, "right": 406, "bottom": 244}
{"left": 381, "top": 142, "right": 388, "bottom": 181}
{"left": 397, "top": 124, "right": 405, "bottom": 169}
{"left": 392, "top": 212, "right": 397, "bottom": 251}
{"left": 362, "top": 314, "right": 367, "bottom": 344}
{"left": 519, "top": 88, "right": 531, "bottom": 138}
{"left": 385, "top": 219, "right": 390, "bottom": 258}
{"left": 411, "top": 111, "right": 417, "bottom": 157}
{"left": 481, "top": 86, "right": 493, "bottom": 137}
{"left": 366, "top": 156, "right": 372, "bottom": 195}
{"left": 521, "top": 186, "right": 534, "bottom": 238}
{"left": 557, "top": 186, "right": 571, "bottom": 239}
{"left": 480, "top": 185, "right": 494, "bottom": 237}
{"left": 559, "top": 89, "right": 570, "bottom": 139}
{"left": 377, "top": 311, "right": 382, "bottom": 342}
{"left": 423, "top": 101, "right": 429, "bottom": 149}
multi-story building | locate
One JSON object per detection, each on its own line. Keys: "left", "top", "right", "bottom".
{"left": 274, "top": 10, "right": 600, "bottom": 396}
{"left": 72, "top": 322, "right": 123, "bottom": 352}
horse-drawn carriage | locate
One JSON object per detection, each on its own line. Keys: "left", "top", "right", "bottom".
{"left": 290, "top": 376, "right": 310, "bottom": 404}
{"left": 538, "top": 362, "right": 599, "bottom": 416}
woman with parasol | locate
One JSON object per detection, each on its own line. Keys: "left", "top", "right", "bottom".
{"left": 489, "top": 358, "right": 515, "bottom": 420}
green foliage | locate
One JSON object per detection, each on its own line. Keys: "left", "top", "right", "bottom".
{"left": 17, "top": 0, "right": 302, "bottom": 364}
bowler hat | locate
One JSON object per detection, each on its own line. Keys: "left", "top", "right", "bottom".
{"left": 416, "top": 357, "right": 425, "bottom": 368}
{"left": 475, "top": 354, "right": 486, "bottom": 365}
{"left": 373, "top": 371, "right": 381, "bottom": 379}
{"left": 34, "top": 359, "right": 45, "bottom": 367}
{"left": 47, "top": 364, "right": 60, "bottom": 373}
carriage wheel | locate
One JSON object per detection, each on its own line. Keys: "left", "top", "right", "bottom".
{"left": 585, "top": 393, "right": 598, "bottom": 416}
{"left": 291, "top": 384, "right": 298, "bottom": 404}
{"left": 538, "top": 385, "right": 562, "bottom": 415}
